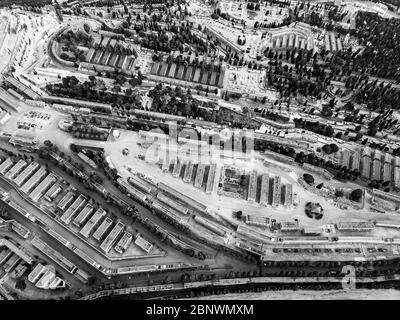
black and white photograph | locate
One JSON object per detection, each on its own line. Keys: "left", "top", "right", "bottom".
{"left": 0, "top": 0, "right": 399, "bottom": 310}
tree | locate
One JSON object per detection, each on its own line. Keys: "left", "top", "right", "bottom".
{"left": 321, "top": 104, "right": 333, "bottom": 117}
{"left": 112, "top": 85, "right": 121, "bottom": 93}
{"left": 15, "top": 279, "right": 26, "bottom": 291}
{"left": 367, "top": 126, "right": 378, "bottom": 137}
{"left": 335, "top": 190, "right": 344, "bottom": 197}
{"left": 325, "top": 126, "right": 335, "bottom": 137}
{"left": 354, "top": 133, "right": 363, "bottom": 141}
{"left": 87, "top": 276, "right": 95, "bottom": 286}
{"left": 330, "top": 143, "right": 339, "bottom": 153}
{"left": 115, "top": 75, "right": 127, "bottom": 85}
{"left": 350, "top": 189, "right": 363, "bottom": 202}
{"left": 125, "top": 88, "right": 133, "bottom": 96}
{"left": 322, "top": 144, "right": 332, "bottom": 154}
{"left": 303, "top": 173, "right": 315, "bottom": 185}
{"left": 44, "top": 140, "right": 53, "bottom": 147}
{"left": 261, "top": 96, "right": 267, "bottom": 103}
{"left": 83, "top": 23, "right": 90, "bottom": 33}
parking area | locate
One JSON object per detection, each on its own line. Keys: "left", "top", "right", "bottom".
{"left": 25, "top": 110, "right": 51, "bottom": 121}
{"left": 16, "top": 110, "right": 52, "bottom": 131}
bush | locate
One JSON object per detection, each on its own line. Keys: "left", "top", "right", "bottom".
{"left": 60, "top": 52, "right": 69, "bottom": 60}
{"left": 303, "top": 173, "right": 314, "bottom": 185}
{"left": 350, "top": 189, "right": 363, "bottom": 202}
{"left": 15, "top": 279, "right": 26, "bottom": 291}
{"left": 322, "top": 143, "right": 339, "bottom": 154}
{"left": 335, "top": 190, "right": 344, "bottom": 197}
{"left": 83, "top": 23, "right": 90, "bottom": 33}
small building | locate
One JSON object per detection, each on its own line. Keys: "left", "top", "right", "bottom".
{"left": 29, "top": 173, "right": 56, "bottom": 202}
{"left": 336, "top": 221, "right": 375, "bottom": 232}
{"left": 4, "top": 76, "right": 40, "bottom": 100}
{"left": 20, "top": 167, "right": 47, "bottom": 194}
{"left": 0, "top": 158, "right": 14, "bottom": 175}
{"left": 115, "top": 231, "right": 133, "bottom": 254}
{"left": 247, "top": 170, "right": 257, "bottom": 202}
{"left": 57, "top": 191, "right": 75, "bottom": 211}
{"left": 272, "top": 176, "right": 281, "bottom": 207}
{"left": 44, "top": 183, "right": 62, "bottom": 202}
{"left": 259, "top": 174, "right": 270, "bottom": 205}
{"left": 60, "top": 195, "right": 87, "bottom": 225}
{"left": 80, "top": 208, "right": 106, "bottom": 238}
{"left": 205, "top": 163, "right": 217, "bottom": 194}
{"left": 0, "top": 110, "right": 11, "bottom": 125}
{"left": 9, "top": 134, "right": 39, "bottom": 149}
{"left": 100, "top": 221, "right": 125, "bottom": 253}
{"left": 73, "top": 204, "right": 94, "bottom": 228}
{"left": 28, "top": 263, "right": 46, "bottom": 283}
{"left": 10, "top": 221, "right": 30, "bottom": 239}
{"left": 92, "top": 217, "right": 113, "bottom": 241}
{"left": 244, "top": 215, "right": 270, "bottom": 227}
{"left": 194, "top": 163, "right": 205, "bottom": 188}
{"left": 302, "top": 226, "right": 323, "bottom": 235}
{"left": 283, "top": 183, "right": 293, "bottom": 207}
{"left": 36, "top": 269, "right": 56, "bottom": 289}
{"left": 157, "top": 192, "right": 189, "bottom": 215}
{"left": 134, "top": 234, "right": 153, "bottom": 253}
{"left": 14, "top": 162, "right": 40, "bottom": 187}
{"left": 5, "top": 159, "right": 27, "bottom": 180}
{"left": 77, "top": 152, "right": 98, "bottom": 169}
{"left": 280, "top": 220, "right": 300, "bottom": 232}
